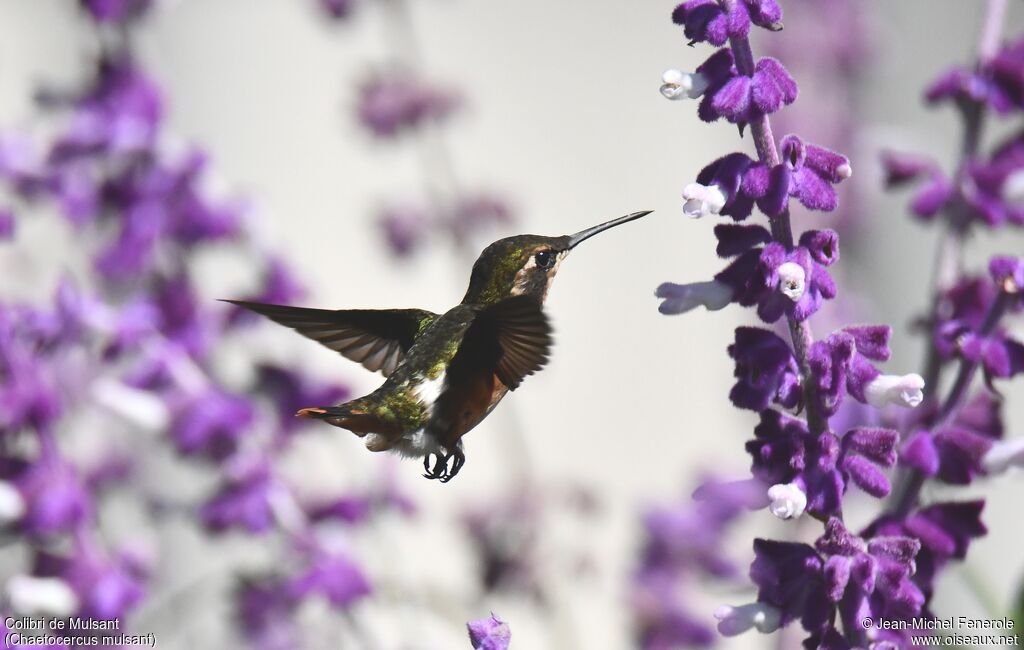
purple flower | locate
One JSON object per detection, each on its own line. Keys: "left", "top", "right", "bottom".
{"left": 318, "top": 0, "right": 355, "bottom": 21}
{"left": 447, "top": 193, "right": 515, "bottom": 246}
{"left": 745, "top": 135, "right": 852, "bottom": 216}
{"left": 899, "top": 393, "right": 1001, "bottom": 485}
{"left": 51, "top": 57, "right": 162, "bottom": 162}
{"left": 815, "top": 518, "right": 924, "bottom": 621}
{"left": 752, "top": 237, "right": 837, "bottom": 322}
{"left": 467, "top": 614, "right": 511, "bottom": 650}
{"left": 749, "top": 538, "right": 827, "bottom": 629}
{"left": 634, "top": 574, "right": 716, "bottom": 648}
{"left": 747, "top": 410, "right": 899, "bottom": 518}
{"left": 926, "top": 37, "right": 1024, "bottom": 114}
{"left": 33, "top": 541, "right": 145, "bottom": 620}
{"left": 709, "top": 57, "right": 797, "bottom": 124}
{"left": 357, "top": 72, "right": 459, "bottom": 138}
{"left": 963, "top": 134, "right": 1024, "bottom": 227}
{"left": 864, "top": 501, "right": 986, "bottom": 602}
{"left": 235, "top": 575, "right": 298, "bottom": 650}
{"left": 169, "top": 389, "right": 254, "bottom": 462}
{"left": 376, "top": 201, "right": 432, "bottom": 257}
{"left": 0, "top": 207, "right": 14, "bottom": 240}
{"left": 200, "top": 461, "right": 278, "bottom": 534}
{"left": 671, "top": 0, "right": 782, "bottom": 47}
{"left": 12, "top": 456, "right": 91, "bottom": 537}
{"left": 287, "top": 550, "right": 371, "bottom": 608}
{"left": 685, "top": 152, "right": 755, "bottom": 219}
{"left": 80, "top": 0, "right": 154, "bottom": 24}
{"left": 727, "top": 327, "right": 801, "bottom": 411}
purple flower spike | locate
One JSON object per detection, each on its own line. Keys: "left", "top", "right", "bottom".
{"left": 467, "top": 613, "right": 511, "bottom": 650}
{"left": 728, "top": 327, "right": 801, "bottom": 411}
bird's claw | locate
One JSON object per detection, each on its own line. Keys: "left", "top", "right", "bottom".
{"left": 421, "top": 447, "right": 465, "bottom": 482}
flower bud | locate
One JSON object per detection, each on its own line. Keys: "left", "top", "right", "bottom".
{"left": 767, "top": 482, "right": 807, "bottom": 519}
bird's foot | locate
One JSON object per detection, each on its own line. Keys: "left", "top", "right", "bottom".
{"left": 421, "top": 447, "right": 465, "bottom": 482}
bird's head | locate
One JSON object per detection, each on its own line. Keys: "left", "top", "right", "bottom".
{"left": 462, "top": 210, "right": 652, "bottom": 304}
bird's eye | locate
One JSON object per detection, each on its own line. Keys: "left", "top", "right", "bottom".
{"left": 534, "top": 250, "right": 555, "bottom": 269}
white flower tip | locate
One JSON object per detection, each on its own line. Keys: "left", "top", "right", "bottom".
{"left": 660, "top": 69, "right": 707, "bottom": 100}
{"left": 714, "top": 603, "right": 781, "bottom": 636}
{"left": 682, "top": 182, "right": 727, "bottom": 218}
{"left": 865, "top": 373, "right": 925, "bottom": 409}
{"left": 1002, "top": 168, "right": 1024, "bottom": 205}
{"left": 767, "top": 482, "right": 807, "bottom": 520}
{"left": 982, "top": 438, "right": 1024, "bottom": 475}
{"left": 0, "top": 481, "right": 26, "bottom": 523}
{"left": 776, "top": 262, "right": 806, "bottom": 302}
{"left": 92, "top": 377, "right": 170, "bottom": 432}
{"left": 837, "top": 163, "right": 853, "bottom": 180}
{"left": 6, "top": 575, "right": 79, "bottom": 617}
{"left": 656, "top": 281, "right": 732, "bottom": 315}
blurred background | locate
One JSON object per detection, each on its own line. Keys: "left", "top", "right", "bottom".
{"left": 0, "top": 1, "right": 1022, "bottom": 648}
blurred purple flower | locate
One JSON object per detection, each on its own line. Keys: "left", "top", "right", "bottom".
{"left": 287, "top": 550, "right": 371, "bottom": 608}
{"left": 357, "top": 72, "right": 459, "bottom": 138}
{"left": 317, "top": 0, "right": 355, "bottom": 21}
{"left": 200, "top": 460, "right": 278, "bottom": 534}
{"left": 169, "top": 388, "right": 254, "bottom": 462}
{"left": 80, "top": 0, "right": 154, "bottom": 24}
{"left": 235, "top": 575, "right": 299, "bottom": 650}
{"left": 33, "top": 541, "right": 145, "bottom": 621}
{"left": 12, "top": 455, "right": 91, "bottom": 537}
{"left": 0, "top": 207, "right": 14, "bottom": 240}
{"left": 376, "top": 201, "right": 432, "bottom": 257}
{"left": 467, "top": 614, "right": 511, "bottom": 650}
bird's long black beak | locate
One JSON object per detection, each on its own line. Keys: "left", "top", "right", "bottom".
{"left": 566, "top": 210, "right": 653, "bottom": 249}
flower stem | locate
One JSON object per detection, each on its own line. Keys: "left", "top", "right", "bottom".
{"left": 892, "top": 290, "right": 1014, "bottom": 517}
{"left": 891, "top": 0, "right": 1008, "bottom": 518}
{"left": 726, "top": 21, "right": 827, "bottom": 436}
{"left": 918, "top": 0, "right": 1005, "bottom": 395}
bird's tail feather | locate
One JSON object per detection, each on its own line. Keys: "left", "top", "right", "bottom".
{"left": 296, "top": 404, "right": 396, "bottom": 436}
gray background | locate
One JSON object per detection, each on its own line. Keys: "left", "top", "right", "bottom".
{"left": 1, "top": 1, "right": 1022, "bottom": 648}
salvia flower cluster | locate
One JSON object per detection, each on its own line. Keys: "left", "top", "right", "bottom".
{"left": 650, "top": 1, "right": 1024, "bottom": 647}
{"left": 0, "top": 3, "right": 425, "bottom": 647}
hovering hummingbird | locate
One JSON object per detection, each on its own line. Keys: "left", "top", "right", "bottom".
{"left": 227, "top": 210, "right": 651, "bottom": 482}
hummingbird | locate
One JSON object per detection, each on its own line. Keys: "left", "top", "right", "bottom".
{"left": 226, "top": 210, "right": 651, "bottom": 482}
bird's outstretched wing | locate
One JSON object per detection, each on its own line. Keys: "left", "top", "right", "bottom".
{"left": 464, "top": 295, "right": 553, "bottom": 391}
{"left": 224, "top": 300, "right": 438, "bottom": 377}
